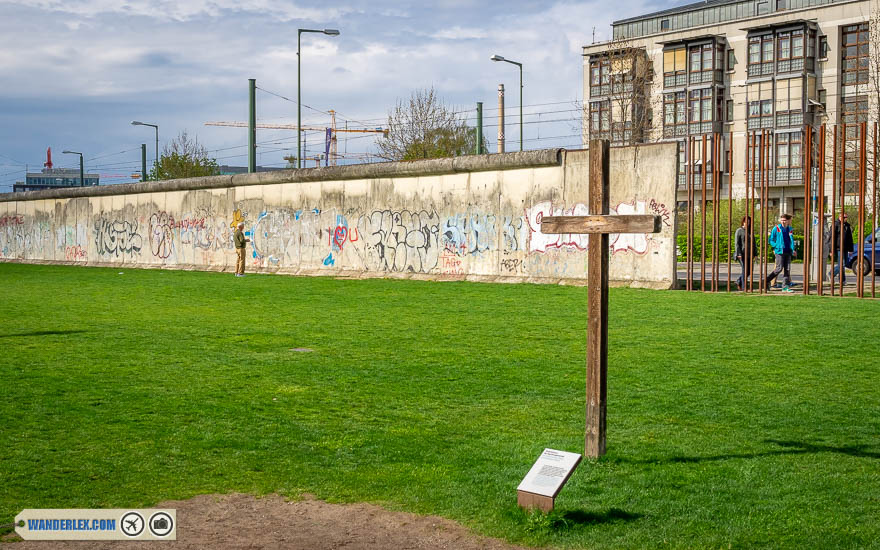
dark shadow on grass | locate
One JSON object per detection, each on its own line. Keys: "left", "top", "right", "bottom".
{"left": 0, "top": 330, "right": 89, "bottom": 339}
{"left": 613, "top": 439, "right": 880, "bottom": 464}
{"left": 558, "top": 508, "right": 642, "bottom": 526}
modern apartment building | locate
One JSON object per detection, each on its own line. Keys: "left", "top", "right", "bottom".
{"left": 582, "top": 0, "right": 874, "bottom": 214}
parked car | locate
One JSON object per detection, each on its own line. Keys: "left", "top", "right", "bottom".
{"left": 847, "top": 228, "right": 880, "bottom": 276}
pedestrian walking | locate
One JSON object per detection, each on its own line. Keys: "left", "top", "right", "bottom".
{"left": 234, "top": 222, "right": 250, "bottom": 277}
{"left": 766, "top": 213, "right": 796, "bottom": 292}
{"left": 734, "top": 216, "right": 757, "bottom": 291}
{"left": 825, "top": 212, "right": 854, "bottom": 285}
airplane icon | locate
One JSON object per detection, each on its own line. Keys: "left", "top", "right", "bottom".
{"left": 125, "top": 518, "right": 140, "bottom": 531}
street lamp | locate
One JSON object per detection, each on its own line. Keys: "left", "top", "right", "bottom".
{"left": 490, "top": 54, "right": 523, "bottom": 152}
{"left": 298, "top": 28, "right": 340, "bottom": 169}
{"left": 62, "top": 150, "right": 84, "bottom": 187}
{"left": 130, "top": 120, "right": 159, "bottom": 179}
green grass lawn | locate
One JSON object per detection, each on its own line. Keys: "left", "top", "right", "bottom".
{"left": 1, "top": 263, "right": 878, "bottom": 548}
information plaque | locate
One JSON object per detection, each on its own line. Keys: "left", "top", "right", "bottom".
{"left": 516, "top": 448, "right": 582, "bottom": 512}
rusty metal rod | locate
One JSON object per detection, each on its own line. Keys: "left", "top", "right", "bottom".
{"left": 748, "top": 132, "right": 756, "bottom": 293}
{"left": 837, "top": 123, "right": 846, "bottom": 297}
{"left": 701, "top": 134, "right": 707, "bottom": 292}
{"left": 859, "top": 121, "right": 867, "bottom": 298}
{"left": 817, "top": 125, "right": 826, "bottom": 297}
{"left": 759, "top": 130, "right": 766, "bottom": 294}
{"left": 728, "top": 130, "right": 733, "bottom": 292}
{"left": 714, "top": 133, "right": 721, "bottom": 292}
{"left": 803, "top": 126, "right": 811, "bottom": 295}
{"left": 687, "top": 137, "right": 693, "bottom": 291}
{"left": 831, "top": 125, "right": 838, "bottom": 296}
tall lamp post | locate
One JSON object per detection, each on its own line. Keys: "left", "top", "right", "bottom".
{"left": 490, "top": 55, "right": 523, "bottom": 152}
{"left": 298, "top": 28, "right": 340, "bottom": 169}
{"left": 62, "top": 150, "right": 84, "bottom": 187}
{"left": 131, "top": 121, "right": 159, "bottom": 179}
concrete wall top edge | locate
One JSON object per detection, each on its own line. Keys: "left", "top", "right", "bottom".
{"left": 0, "top": 149, "right": 564, "bottom": 203}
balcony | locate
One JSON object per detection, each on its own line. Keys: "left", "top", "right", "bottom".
{"left": 747, "top": 62, "right": 774, "bottom": 78}
{"left": 664, "top": 72, "right": 687, "bottom": 88}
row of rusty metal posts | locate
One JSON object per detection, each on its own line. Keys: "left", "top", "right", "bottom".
{"left": 682, "top": 123, "right": 877, "bottom": 298}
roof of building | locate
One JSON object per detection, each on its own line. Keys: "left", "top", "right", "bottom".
{"left": 614, "top": 0, "right": 741, "bottom": 25}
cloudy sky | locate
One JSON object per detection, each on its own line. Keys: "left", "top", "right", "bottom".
{"left": 0, "top": 0, "right": 680, "bottom": 190}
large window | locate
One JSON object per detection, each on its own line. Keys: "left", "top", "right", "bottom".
{"left": 663, "top": 47, "right": 687, "bottom": 88}
{"left": 776, "top": 30, "right": 805, "bottom": 72}
{"left": 841, "top": 23, "right": 869, "bottom": 90}
{"left": 775, "top": 131, "right": 802, "bottom": 181}
{"left": 589, "top": 59, "right": 611, "bottom": 96}
{"left": 842, "top": 96, "right": 868, "bottom": 194}
{"left": 748, "top": 35, "right": 774, "bottom": 77}
{"left": 687, "top": 43, "right": 722, "bottom": 84}
{"left": 775, "top": 77, "right": 803, "bottom": 127}
{"left": 589, "top": 100, "right": 611, "bottom": 139}
{"left": 663, "top": 92, "right": 687, "bottom": 138}
{"left": 747, "top": 81, "right": 773, "bottom": 129}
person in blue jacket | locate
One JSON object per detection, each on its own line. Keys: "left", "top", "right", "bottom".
{"left": 766, "top": 213, "right": 796, "bottom": 292}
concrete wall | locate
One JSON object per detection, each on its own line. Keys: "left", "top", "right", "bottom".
{"left": 0, "top": 145, "right": 679, "bottom": 288}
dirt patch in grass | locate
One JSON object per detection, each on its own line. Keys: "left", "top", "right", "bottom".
{"left": 4, "top": 493, "right": 531, "bottom": 549}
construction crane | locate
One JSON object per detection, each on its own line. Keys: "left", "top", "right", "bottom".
{"left": 205, "top": 111, "right": 387, "bottom": 167}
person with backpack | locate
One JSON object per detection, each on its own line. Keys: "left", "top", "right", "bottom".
{"left": 734, "top": 216, "right": 757, "bottom": 291}
{"left": 825, "top": 212, "right": 854, "bottom": 285}
{"left": 766, "top": 213, "right": 796, "bottom": 292}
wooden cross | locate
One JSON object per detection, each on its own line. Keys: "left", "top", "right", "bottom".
{"left": 541, "top": 140, "right": 662, "bottom": 458}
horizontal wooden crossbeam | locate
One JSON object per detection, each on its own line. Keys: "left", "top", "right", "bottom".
{"left": 540, "top": 215, "right": 662, "bottom": 235}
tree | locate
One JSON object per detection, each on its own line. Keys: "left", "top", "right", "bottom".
{"left": 150, "top": 130, "right": 219, "bottom": 180}
{"left": 376, "top": 88, "right": 479, "bottom": 161}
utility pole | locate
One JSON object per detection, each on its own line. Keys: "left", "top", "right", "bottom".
{"left": 476, "top": 102, "right": 484, "bottom": 155}
{"left": 248, "top": 78, "right": 256, "bottom": 173}
{"left": 141, "top": 144, "right": 147, "bottom": 182}
{"left": 498, "top": 84, "right": 505, "bottom": 154}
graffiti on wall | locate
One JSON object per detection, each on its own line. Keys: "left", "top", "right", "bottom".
{"left": 149, "top": 212, "right": 174, "bottom": 259}
{"left": 358, "top": 209, "right": 440, "bottom": 273}
{"left": 94, "top": 218, "right": 143, "bottom": 258}
{"left": 440, "top": 213, "right": 496, "bottom": 257}
{"left": 0, "top": 215, "right": 24, "bottom": 227}
{"left": 525, "top": 201, "right": 590, "bottom": 253}
{"left": 65, "top": 245, "right": 87, "bottom": 261}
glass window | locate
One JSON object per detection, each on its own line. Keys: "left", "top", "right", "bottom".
{"left": 661, "top": 19, "right": 670, "bottom": 30}
{"left": 727, "top": 48, "right": 735, "bottom": 70}
{"left": 762, "top": 38, "right": 773, "bottom": 62}
{"left": 792, "top": 32, "right": 803, "bottom": 58}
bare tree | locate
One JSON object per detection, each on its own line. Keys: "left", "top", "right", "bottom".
{"left": 376, "top": 88, "right": 479, "bottom": 161}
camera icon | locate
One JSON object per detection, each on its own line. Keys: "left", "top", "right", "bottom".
{"left": 148, "top": 512, "right": 174, "bottom": 537}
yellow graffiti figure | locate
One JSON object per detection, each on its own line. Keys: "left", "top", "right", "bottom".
{"left": 230, "top": 209, "right": 246, "bottom": 229}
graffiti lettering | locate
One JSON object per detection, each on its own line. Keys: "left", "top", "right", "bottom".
{"left": 439, "top": 249, "right": 464, "bottom": 275}
{"left": 65, "top": 245, "right": 87, "bottom": 261}
{"left": 358, "top": 209, "right": 440, "bottom": 273}
{"left": 149, "top": 212, "right": 174, "bottom": 259}
{"left": 649, "top": 199, "right": 672, "bottom": 228}
{"left": 525, "top": 201, "right": 590, "bottom": 253}
{"left": 0, "top": 215, "right": 24, "bottom": 227}
{"left": 94, "top": 218, "right": 143, "bottom": 257}
{"left": 441, "top": 213, "right": 496, "bottom": 256}
{"left": 500, "top": 258, "right": 524, "bottom": 274}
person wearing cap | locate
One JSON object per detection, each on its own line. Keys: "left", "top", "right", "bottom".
{"left": 234, "top": 222, "right": 250, "bottom": 277}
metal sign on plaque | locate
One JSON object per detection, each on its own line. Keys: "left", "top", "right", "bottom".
{"left": 516, "top": 448, "right": 582, "bottom": 512}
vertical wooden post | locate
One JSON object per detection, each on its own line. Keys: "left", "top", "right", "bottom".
{"left": 586, "top": 139, "right": 609, "bottom": 458}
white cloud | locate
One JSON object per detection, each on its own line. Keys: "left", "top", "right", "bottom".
{"left": 1, "top": 0, "right": 348, "bottom": 22}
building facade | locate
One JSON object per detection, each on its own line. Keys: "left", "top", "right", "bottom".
{"left": 583, "top": 0, "right": 875, "bottom": 214}
{"left": 14, "top": 169, "right": 100, "bottom": 193}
